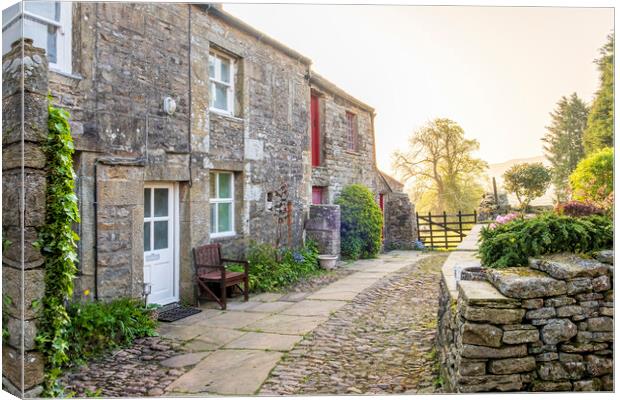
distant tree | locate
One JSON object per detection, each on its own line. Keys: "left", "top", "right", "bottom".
{"left": 542, "top": 93, "right": 589, "bottom": 203}
{"left": 569, "top": 147, "right": 613, "bottom": 207}
{"left": 503, "top": 162, "right": 551, "bottom": 211}
{"left": 583, "top": 33, "right": 614, "bottom": 154}
{"left": 392, "top": 118, "right": 487, "bottom": 214}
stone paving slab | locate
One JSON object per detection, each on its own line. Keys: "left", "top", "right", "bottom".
{"left": 202, "top": 310, "right": 270, "bottom": 329}
{"left": 244, "top": 301, "right": 294, "bottom": 314}
{"left": 225, "top": 300, "right": 264, "bottom": 311}
{"left": 307, "top": 289, "right": 361, "bottom": 301}
{"left": 281, "top": 300, "right": 348, "bottom": 317}
{"left": 160, "top": 352, "right": 211, "bottom": 368}
{"left": 159, "top": 323, "right": 210, "bottom": 341}
{"left": 168, "top": 309, "right": 223, "bottom": 326}
{"left": 251, "top": 292, "right": 283, "bottom": 302}
{"left": 167, "top": 349, "right": 283, "bottom": 395}
{"left": 224, "top": 332, "right": 303, "bottom": 351}
{"left": 278, "top": 292, "right": 311, "bottom": 302}
{"left": 245, "top": 314, "right": 328, "bottom": 335}
{"left": 188, "top": 327, "right": 247, "bottom": 351}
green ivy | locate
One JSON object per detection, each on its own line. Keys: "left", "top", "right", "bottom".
{"left": 34, "top": 101, "right": 80, "bottom": 396}
{"left": 478, "top": 213, "right": 613, "bottom": 268}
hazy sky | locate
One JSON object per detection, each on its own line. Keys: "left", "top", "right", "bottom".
{"left": 224, "top": 3, "right": 613, "bottom": 174}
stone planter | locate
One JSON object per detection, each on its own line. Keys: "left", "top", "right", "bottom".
{"left": 318, "top": 255, "right": 338, "bottom": 270}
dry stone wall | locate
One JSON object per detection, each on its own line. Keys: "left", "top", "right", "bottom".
{"left": 437, "top": 230, "right": 613, "bottom": 392}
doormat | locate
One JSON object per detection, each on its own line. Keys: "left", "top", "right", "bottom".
{"left": 157, "top": 305, "right": 202, "bottom": 323}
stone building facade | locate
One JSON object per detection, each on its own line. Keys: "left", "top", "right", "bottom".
{"left": 2, "top": 3, "right": 418, "bottom": 393}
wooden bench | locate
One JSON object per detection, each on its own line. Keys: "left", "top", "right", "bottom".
{"left": 193, "top": 243, "right": 249, "bottom": 310}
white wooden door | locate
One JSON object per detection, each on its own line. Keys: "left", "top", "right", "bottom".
{"left": 143, "top": 183, "right": 178, "bottom": 305}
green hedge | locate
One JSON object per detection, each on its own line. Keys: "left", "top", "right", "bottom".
{"left": 478, "top": 213, "right": 613, "bottom": 268}
{"left": 335, "top": 184, "right": 383, "bottom": 260}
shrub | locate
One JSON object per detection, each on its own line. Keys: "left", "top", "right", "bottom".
{"left": 335, "top": 184, "right": 383, "bottom": 260}
{"left": 502, "top": 162, "right": 551, "bottom": 211}
{"left": 65, "top": 298, "right": 158, "bottom": 363}
{"left": 241, "top": 240, "right": 320, "bottom": 292}
{"left": 569, "top": 147, "right": 613, "bottom": 205}
{"left": 555, "top": 200, "right": 605, "bottom": 217}
{"left": 478, "top": 213, "right": 613, "bottom": 268}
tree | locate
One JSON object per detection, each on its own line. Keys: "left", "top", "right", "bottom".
{"left": 569, "top": 147, "right": 613, "bottom": 207}
{"left": 503, "top": 162, "right": 551, "bottom": 211}
{"left": 335, "top": 184, "right": 383, "bottom": 260}
{"left": 542, "top": 93, "right": 589, "bottom": 203}
{"left": 392, "top": 118, "right": 487, "bottom": 214}
{"left": 583, "top": 33, "right": 614, "bottom": 154}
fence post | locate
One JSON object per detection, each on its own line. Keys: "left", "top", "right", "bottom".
{"left": 474, "top": 209, "right": 477, "bottom": 224}
{"left": 443, "top": 211, "right": 448, "bottom": 249}
{"left": 428, "top": 211, "right": 434, "bottom": 249}
{"left": 458, "top": 210, "right": 463, "bottom": 239}
{"left": 415, "top": 212, "right": 421, "bottom": 241}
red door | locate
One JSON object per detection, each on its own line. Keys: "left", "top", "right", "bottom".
{"left": 312, "top": 187, "right": 324, "bottom": 204}
{"left": 311, "top": 94, "right": 320, "bottom": 167}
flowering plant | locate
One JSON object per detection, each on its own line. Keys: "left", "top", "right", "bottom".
{"left": 488, "top": 213, "right": 519, "bottom": 229}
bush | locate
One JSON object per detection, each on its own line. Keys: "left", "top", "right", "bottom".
{"left": 65, "top": 298, "right": 158, "bottom": 363}
{"left": 569, "top": 147, "right": 613, "bottom": 205}
{"left": 502, "top": 162, "right": 551, "bottom": 211}
{"left": 241, "top": 240, "right": 320, "bottom": 292}
{"left": 478, "top": 213, "right": 613, "bottom": 268}
{"left": 335, "top": 184, "right": 383, "bottom": 260}
{"left": 555, "top": 200, "right": 605, "bottom": 217}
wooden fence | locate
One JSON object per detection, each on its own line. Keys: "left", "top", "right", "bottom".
{"left": 416, "top": 211, "right": 477, "bottom": 250}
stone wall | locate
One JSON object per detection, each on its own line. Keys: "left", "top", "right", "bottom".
{"left": 2, "top": 39, "right": 47, "bottom": 397}
{"left": 310, "top": 74, "right": 379, "bottom": 202}
{"left": 305, "top": 205, "right": 341, "bottom": 256}
{"left": 384, "top": 192, "right": 417, "bottom": 250}
{"left": 437, "top": 230, "right": 613, "bottom": 392}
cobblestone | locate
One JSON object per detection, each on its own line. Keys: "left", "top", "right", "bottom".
{"left": 59, "top": 337, "right": 187, "bottom": 397}
{"left": 259, "top": 254, "right": 447, "bottom": 395}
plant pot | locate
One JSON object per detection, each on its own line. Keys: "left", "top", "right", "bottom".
{"left": 318, "top": 255, "right": 338, "bottom": 270}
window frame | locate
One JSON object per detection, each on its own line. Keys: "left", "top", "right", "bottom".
{"left": 209, "top": 172, "right": 236, "bottom": 238}
{"left": 208, "top": 50, "right": 235, "bottom": 116}
{"left": 346, "top": 111, "right": 358, "bottom": 152}
{"left": 2, "top": 1, "right": 72, "bottom": 73}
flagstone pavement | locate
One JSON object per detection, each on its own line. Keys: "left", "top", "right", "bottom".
{"left": 61, "top": 250, "right": 444, "bottom": 397}
{"left": 162, "top": 250, "right": 432, "bottom": 396}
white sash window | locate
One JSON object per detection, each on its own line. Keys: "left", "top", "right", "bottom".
{"left": 2, "top": 1, "right": 72, "bottom": 73}
{"left": 208, "top": 51, "right": 235, "bottom": 115}
{"left": 210, "top": 172, "right": 235, "bottom": 237}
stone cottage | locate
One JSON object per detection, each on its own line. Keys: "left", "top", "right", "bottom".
{"left": 2, "top": 2, "right": 416, "bottom": 394}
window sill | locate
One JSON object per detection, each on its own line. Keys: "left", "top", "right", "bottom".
{"left": 344, "top": 150, "right": 361, "bottom": 156}
{"left": 210, "top": 232, "right": 238, "bottom": 240}
{"left": 49, "top": 68, "right": 83, "bottom": 81}
{"left": 209, "top": 109, "right": 244, "bottom": 122}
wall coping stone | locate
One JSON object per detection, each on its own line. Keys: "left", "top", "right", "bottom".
{"left": 458, "top": 280, "right": 520, "bottom": 308}
{"left": 486, "top": 267, "right": 567, "bottom": 299}
{"left": 529, "top": 253, "right": 610, "bottom": 280}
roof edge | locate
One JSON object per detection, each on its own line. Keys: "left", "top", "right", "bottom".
{"left": 197, "top": 4, "right": 312, "bottom": 66}
{"left": 310, "top": 71, "right": 375, "bottom": 114}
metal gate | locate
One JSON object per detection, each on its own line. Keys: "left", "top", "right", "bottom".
{"left": 416, "top": 211, "right": 477, "bottom": 250}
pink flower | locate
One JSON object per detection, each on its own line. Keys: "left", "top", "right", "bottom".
{"left": 489, "top": 223, "right": 497, "bottom": 229}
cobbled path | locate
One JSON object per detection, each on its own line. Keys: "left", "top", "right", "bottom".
{"left": 259, "top": 253, "right": 448, "bottom": 395}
